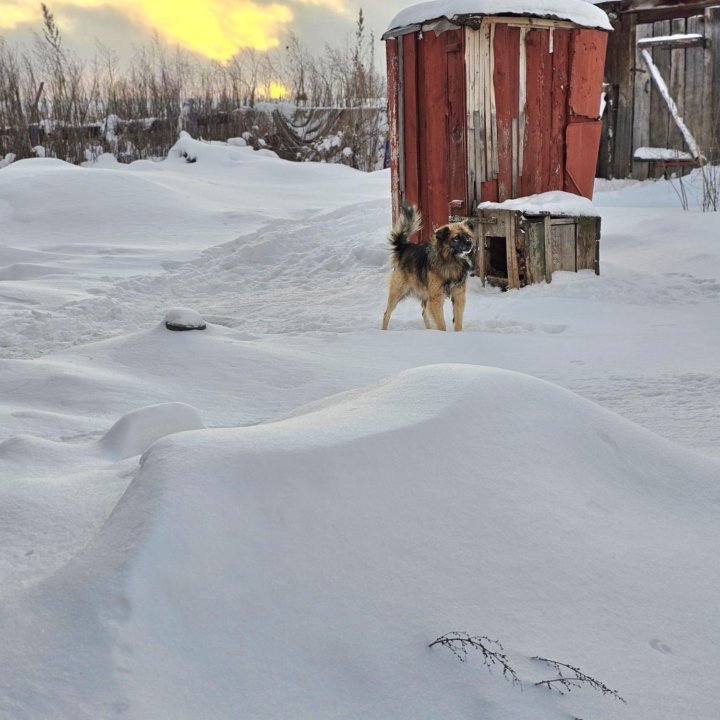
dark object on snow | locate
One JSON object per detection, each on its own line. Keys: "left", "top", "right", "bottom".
{"left": 163, "top": 307, "right": 207, "bottom": 331}
{"left": 165, "top": 321, "right": 206, "bottom": 331}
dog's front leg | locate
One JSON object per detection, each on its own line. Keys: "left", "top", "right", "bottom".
{"left": 451, "top": 285, "right": 467, "bottom": 331}
{"left": 426, "top": 280, "right": 446, "bottom": 331}
{"left": 420, "top": 299, "right": 432, "bottom": 329}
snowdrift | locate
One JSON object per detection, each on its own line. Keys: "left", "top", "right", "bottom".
{"left": 2, "top": 364, "right": 719, "bottom": 720}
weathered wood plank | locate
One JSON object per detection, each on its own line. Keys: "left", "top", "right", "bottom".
{"left": 386, "top": 38, "right": 401, "bottom": 221}
{"left": 702, "top": 6, "right": 720, "bottom": 159}
{"left": 543, "top": 215, "right": 553, "bottom": 283}
{"left": 506, "top": 211, "right": 521, "bottom": 289}
{"left": 632, "top": 23, "right": 653, "bottom": 179}
{"left": 552, "top": 222, "right": 577, "bottom": 272}
{"left": 485, "top": 23, "right": 498, "bottom": 180}
{"left": 402, "top": 34, "right": 420, "bottom": 211}
{"left": 549, "top": 29, "right": 570, "bottom": 189}
{"left": 419, "top": 29, "right": 449, "bottom": 235}
{"left": 667, "top": 17, "right": 687, "bottom": 152}
{"left": 518, "top": 27, "right": 527, "bottom": 184}
{"left": 576, "top": 216, "right": 600, "bottom": 271}
{"left": 493, "top": 24, "right": 520, "bottom": 201}
{"left": 521, "top": 28, "right": 551, "bottom": 195}
{"left": 467, "top": 25, "right": 488, "bottom": 206}
{"left": 446, "top": 29, "right": 468, "bottom": 216}
{"left": 465, "top": 28, "right": 478, "bottom": 204}
{"left": 684, "top": 15, "right": 705, "bottom": 150}
{"left": 608, "top": 13, "right": 637, "bottom": 179}
{"left": 524, "top": 218, "right": 547, "bottom": 284}
{"left": 474, "top": 214, "right": 486, "bottom": 283}
{"left": 649, "top": 20, "right": 672, "bottom": 157}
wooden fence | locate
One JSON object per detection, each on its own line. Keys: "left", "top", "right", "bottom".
{"left": 597, "top": 1, "right": 720, "bottom": 179}
{"left": 0, "top": 103, "right": 388, "bottom": 171}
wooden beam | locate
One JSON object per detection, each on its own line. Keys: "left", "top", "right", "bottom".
{"left": 640, "top": 46, "right": 702, "bottom": 158}
{"left": 543, "top": 215, "right": 553, "bottom": 283}
{"left": 506, "top": 211, "right": 521, "bottom": 289}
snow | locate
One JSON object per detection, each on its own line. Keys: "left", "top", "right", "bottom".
{"left": 637, "top": 33, "right": 703, "bottom": 45}
{"left": 384, "top": 0, "right": 613, "bottom": 35}
{"left": 479, "top": 189, "right": 598, "bottom": 215}
{"left": 1, "top": 135, "right": 720, "bottom": 720}
{"left": 99, "top": 402, "right": 206, "bottom": 460}
{"left": 164, "top": 306, "right": 207, "bottom": 330}
{"left": 634, "top": 147, "right": 695, "bottom": 162}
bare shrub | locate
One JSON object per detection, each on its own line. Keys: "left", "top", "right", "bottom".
{"left": 429, "top": 632, "right": 521, "bottom": 686}
{"left": 532, "top": 656, "right": 626, "bottom": 703}
{"left": 431, "top": 630, "right": 627, "bottom": 715}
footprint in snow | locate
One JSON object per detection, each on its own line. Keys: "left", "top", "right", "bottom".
{"left": 649, "top": 639, "right": 672, "bottom": 655}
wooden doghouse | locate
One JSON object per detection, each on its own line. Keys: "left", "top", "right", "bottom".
{"left": 383, "top": 0, "right": 611, "bottom": 286}
{"left": 475, "top": 206, "right": 601, "bottom": 289}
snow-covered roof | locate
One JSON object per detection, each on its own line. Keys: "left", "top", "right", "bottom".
{"left": 478, "top": 190, "right": 597, "bottom": 216}
{"left": 383, "top": 0, "right": 612, "bottom": 37}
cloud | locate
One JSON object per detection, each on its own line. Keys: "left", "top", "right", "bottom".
{"left": 0, "top": 0, "right": 353, "bottom": 60}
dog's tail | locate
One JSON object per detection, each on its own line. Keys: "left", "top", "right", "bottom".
{"left": 389, "top": 204, "right": 422, "bottom": 250}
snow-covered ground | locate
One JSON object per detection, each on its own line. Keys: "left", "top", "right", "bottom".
{"left": 1, "top": 135, "right": 719, "bottom": 719}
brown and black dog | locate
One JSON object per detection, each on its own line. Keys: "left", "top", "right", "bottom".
{"left": 382, "top": 205, "right": 476, "bottom": 331}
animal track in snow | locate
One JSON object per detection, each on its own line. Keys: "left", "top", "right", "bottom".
{"left": 649, "top": 639, "right": 672, "bottom": 654}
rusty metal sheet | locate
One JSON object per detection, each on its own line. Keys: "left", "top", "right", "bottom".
{"left": 565, "top": 120, "right": 603, "bottom": 199}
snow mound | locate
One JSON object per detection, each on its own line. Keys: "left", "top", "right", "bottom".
{"left": 99, "top": 402, "right": 206, "bottom": 460}
{"left": 4, "top": 365, "right": 719, "bottom": 719}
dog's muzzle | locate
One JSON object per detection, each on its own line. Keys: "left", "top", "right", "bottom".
{"left": 454, "top": 236, "right": 474, "bottom": 253}
{"left": 456, "top": 244, "right": 476, "bottom": 269}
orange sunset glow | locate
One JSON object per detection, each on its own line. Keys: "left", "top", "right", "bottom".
{"left": 0, "top": 0, "right": 352, "bottom": 60}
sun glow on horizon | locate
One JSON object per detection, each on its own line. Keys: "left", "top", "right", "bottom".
{"left": 0, "top": 0, "right": 351, "bottom": 60}
{"left": 260, "top": 81, "right": 289, "bottom": 100}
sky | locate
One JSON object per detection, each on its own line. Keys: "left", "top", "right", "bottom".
{"left": 0, "top": 0, "right": 404, "bottom": 66}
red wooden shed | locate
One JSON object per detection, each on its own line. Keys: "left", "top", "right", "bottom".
{"left": 383, "top": 0, "right": 612, "bottom": 241}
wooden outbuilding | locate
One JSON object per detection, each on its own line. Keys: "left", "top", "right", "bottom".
{"left": 382, "top": 1, "right": 612, "bottom": 288}
{"left": 383, "top": 0, "right": 612, "bottom": 243}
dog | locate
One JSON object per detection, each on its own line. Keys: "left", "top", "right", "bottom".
{"left": 382, "top": 205, "right": 477, "bottom": 331}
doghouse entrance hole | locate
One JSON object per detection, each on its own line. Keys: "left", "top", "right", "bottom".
{"left": 486, "top": 236, "right": 508, "bottom": 280}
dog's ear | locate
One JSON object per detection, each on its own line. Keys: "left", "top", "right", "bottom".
{"left": 434, "top": 226, "right": 451, "bottom": 244}
{"left": 464, "top": 218, "right": 476, "bottom": 233}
